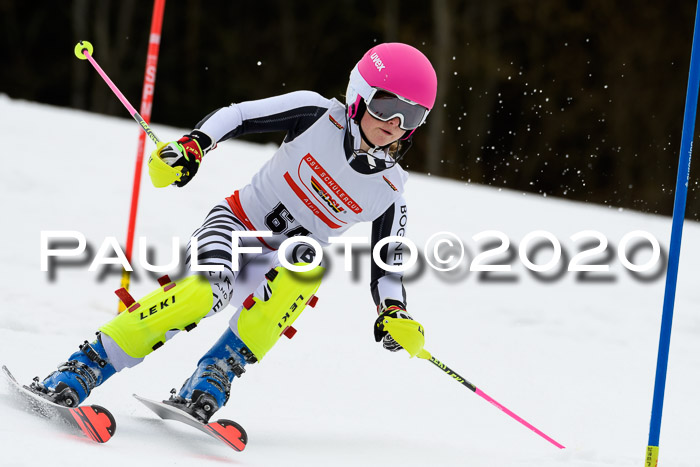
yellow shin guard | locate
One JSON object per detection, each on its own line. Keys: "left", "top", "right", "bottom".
{"left": 237, "top": 264, "right": 324, "bottom": 361}
{"left": 100, "top": 275, "right": 214, "bottom": 358}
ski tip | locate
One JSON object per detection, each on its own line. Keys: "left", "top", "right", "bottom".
{"left": 2, "top": 364, "right": 15, "bottom": 379}
{"left": 1, "top": 365, "right": 17, "bottom": 388}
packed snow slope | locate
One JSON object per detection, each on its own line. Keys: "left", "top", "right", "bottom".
{"left": 1, "top": 96, "right": 699, "bottom": 467}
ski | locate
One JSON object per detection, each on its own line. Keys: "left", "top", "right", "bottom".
{"left": 2, "top": 365, "right": 116, "bottom": 443}
{"left": 134, "top": 394, "right": 247, "bottom": 451}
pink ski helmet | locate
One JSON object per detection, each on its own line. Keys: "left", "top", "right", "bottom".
{"left": 346, "top": 43, "right": 437, "bottom": 137}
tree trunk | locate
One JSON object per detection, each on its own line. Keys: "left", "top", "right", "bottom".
{"left": 71, "top": 0, "right": 89, "bottom": 109}
{"left": 463, "top": 0, "right": 501, "bottom": 184}
{"left": 427, "top": 0, "right": 452, "bottom": 176}
{"left": 107, "top": 0, "right": 136, "bottom": 115}
{"left": 383, "top": 0, "right": 399, "bottom": 43}
{"left": 90, "top": 0, "right": 111, "bottom": 114}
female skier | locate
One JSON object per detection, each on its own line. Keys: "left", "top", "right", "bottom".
{"left": 31, "top": 42, "right": 438, "bottom": 423}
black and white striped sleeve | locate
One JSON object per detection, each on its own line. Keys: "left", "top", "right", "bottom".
{"left": 195, "top": 90, "right": 331, "bottom": 144}
{"left": 370, "top": 197, "right": 409, "bottom": 308}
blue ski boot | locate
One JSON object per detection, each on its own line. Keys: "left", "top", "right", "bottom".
{"left": 30, "top": 333, "right": 116, "bottom": 407}
{"left": 165, "top": 327, "right": 255, "bottom": 423}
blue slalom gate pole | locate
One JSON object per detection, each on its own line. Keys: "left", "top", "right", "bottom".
{"left": 646, "top": 3, "right": 700, "bottom": 466}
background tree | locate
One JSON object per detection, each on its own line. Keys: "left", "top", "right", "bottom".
{"left": 2, "top": 0, "right": 697, "bottom": 218}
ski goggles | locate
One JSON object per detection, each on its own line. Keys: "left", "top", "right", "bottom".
{"left": 365, "top": 89, "right": 430, "bottom": 130}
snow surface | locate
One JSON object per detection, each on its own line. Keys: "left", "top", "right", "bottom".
{"left": 1, "top": 95, "right": 699, "bottom": 466}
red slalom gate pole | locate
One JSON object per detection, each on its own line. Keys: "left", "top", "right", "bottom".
{"left": 118, "top": 0, "right": 167, "bottom": 312}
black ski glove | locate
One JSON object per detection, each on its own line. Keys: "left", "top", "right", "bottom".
{"left": 159, "top": 130, "right": 215, "bottom": 187}
{"left": 374, "top": 299, "right": 413, "bottom": 352}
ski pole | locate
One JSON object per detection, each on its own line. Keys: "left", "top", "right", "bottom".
{"left": 424, "top": 352, "right": 565, "bottom": 449}
{"left": 382, "top": 317, "right": 565, "bottom": 449}
{"left": 74, "top": 40, "right": 161, "bottom": 146}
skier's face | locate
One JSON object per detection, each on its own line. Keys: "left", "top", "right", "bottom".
{"left": 359, "top": 111, "right": 405, "bottom": 149}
